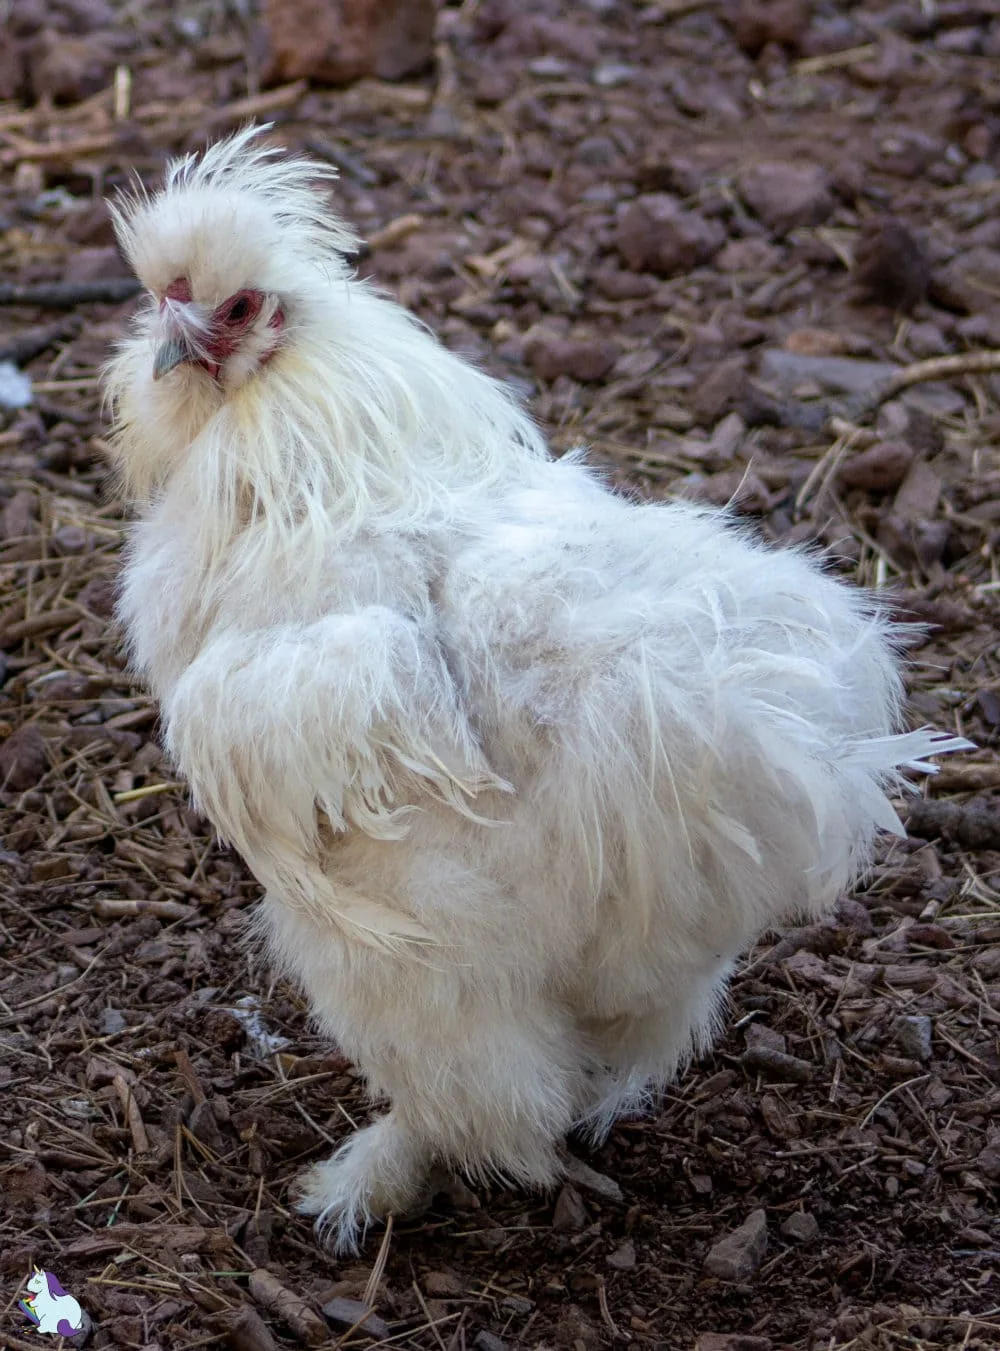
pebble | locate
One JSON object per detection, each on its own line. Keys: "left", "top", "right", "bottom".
{"left": 931, "top": 245, "right": 1000, "bottom": 312}
{"left": 552, "top": 1183, "right": 588, "bottom": 1232}
{"left": 100, "top": 1008, "right": 127, "bottom": 1036}
{"left": 692, "top": 354, "right": 747, "bottom": 426}
{"left": 501, "top": 1295, "right": 534, "bottom": 1315}
{"left": 758, "top": 349, "right": 896, "bottom": 396}
{"left": 0, "top": 363, "right": 32, "bottom": 411}
{"left": 975, "top": 1144, "right": 1000, "bottom": 1180}
{"left": 562, "top": 1155, "right": 624, "bottom": 1202}
{"left": 424, "top": 1272, "right": 464, "bottom": 1298}
{"left": 739, "top": 161, "right": 833, "bottom": 235}
{"left": 780, "top": 1211, "right": 819, "bottom": 1242}
{"left": 1, "top": 488, "right": 38, "bottom": 539}
{"left": 321, "top": 1298, "right": 389, "bottom": 1341}
{"left": 263, "top": 0, "right": 437, "bottom": 83}
{"left": 715, "top": 238, "right": 782, "bottom": 274}
{"left": 616, "top": 194, "right": 725, "bottom": 276}
{"left": 854, "top": 218, "right": 930, "bottom": 312}
{"left": 607, "top": 1239, "right": 636, "bottom": 1270}
{"left": 733, "top": 0, "right": 809, "bottom": 54}
{"left": 703, "top": 1209, "right": 768, "bottom": 1282}
{"left": 473, "top": 1333, "right": 507, "bottom": 1351}
{"left": 838, "top": 441, "right": 915, "bottom": 493}
{"left": 525, "top": 334, "right": 617, "bottom": 383}
{"left": 0, "top": 724, "right": 48, "bottom": 792}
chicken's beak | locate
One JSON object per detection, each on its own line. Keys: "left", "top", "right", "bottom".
{"left": 152, "top": 335, "right": 194, "bottom": 381}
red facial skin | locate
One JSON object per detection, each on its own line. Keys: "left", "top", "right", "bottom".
{"left": 160, "top": 277, "right": 283, "bottom": 380}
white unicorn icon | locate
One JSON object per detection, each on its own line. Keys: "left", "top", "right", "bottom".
{"left": 19, "top": 1266, "right": 84, "bottom": 1337}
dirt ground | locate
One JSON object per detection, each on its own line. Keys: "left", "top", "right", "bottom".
{"left": 1, "top": 2, "right": 999, "bottom": 1349}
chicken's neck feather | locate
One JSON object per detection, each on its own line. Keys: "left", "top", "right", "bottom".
{"left": 108, "top": 278, "right": 547, "bottom": 569}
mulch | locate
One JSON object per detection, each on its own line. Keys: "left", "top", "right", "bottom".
{"left": 1, "top": 2, "right": 998, "bottom": 1349}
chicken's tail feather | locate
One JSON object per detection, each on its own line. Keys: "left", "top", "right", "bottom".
{"left": 842, "top": 727, "right": 976, "bottom": 777}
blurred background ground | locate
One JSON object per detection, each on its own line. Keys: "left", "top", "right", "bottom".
{"left": 1, "top": 2, "right": 999, "bottom": 1349}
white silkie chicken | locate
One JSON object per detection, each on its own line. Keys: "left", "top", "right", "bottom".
{"left": 104, "top": 128, "right": 969, "bottom": 1252}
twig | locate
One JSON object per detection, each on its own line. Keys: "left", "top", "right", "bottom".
{"left": 0, "top": 605, "right": 84, "bottom": 645}
{"left": 840, "top": 349, "right": 1000, "bottom": 422}
{"left": 363, "top": 1212, "right": 393, "bottom": 1309}
{"left": 795, "top": 43, "right": 879, "bottom": 76}
{"left": 247, "top": 1268, "right": 326, "bottom": 1346}
{"left": 114, "top": 1072, "right": 151, "bottom": 1154}
{"left": 94, "top": 896, "right": 195, "bottom": 922}
{"left": 0, "top": 279, "right": 142, "bottom": 308}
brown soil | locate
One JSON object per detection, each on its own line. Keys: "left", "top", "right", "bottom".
{"left": 1, "top": 3, "right": 998, "bottom": 1350}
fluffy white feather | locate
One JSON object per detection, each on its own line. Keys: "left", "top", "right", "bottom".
{"left": 104, "top": 127, "right": 971, "bottom": 1253}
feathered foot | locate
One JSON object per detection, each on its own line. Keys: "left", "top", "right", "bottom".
{"left": 295, "top": 1114, "right": 428, "bottom": 1254}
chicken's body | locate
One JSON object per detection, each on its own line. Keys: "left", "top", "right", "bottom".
{"left": 106, "top": 131, "right": 968, "bottom": 1251}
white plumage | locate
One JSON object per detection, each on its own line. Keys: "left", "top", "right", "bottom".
{"left": 104, "top": 128, "right": 970, "bottom": 1252}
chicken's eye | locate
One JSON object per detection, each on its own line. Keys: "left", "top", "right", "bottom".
{"left": 217, "top": 290, "right": 262, "bottom": 328}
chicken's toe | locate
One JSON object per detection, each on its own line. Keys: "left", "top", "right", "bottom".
{"left": 295, "top": 1113, "right": 428, "bottom": 1254}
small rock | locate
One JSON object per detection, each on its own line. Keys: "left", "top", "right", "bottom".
{"left": 216, "top": 1306, "right": 277, "bottom": 1351}
{"left": 28, "top": 32, "right": 116, "bottom": 104}
{"left": 562, "top": 1155, "right": 624, "bottom": 1202}
{"left": 740, "top": 161, "right": 833, "bottom": 235}
{"left": 1, "top": 488, "right": 38, "bottom": 540}
{"left": 838, "top": 440, "right": 914, "bottom": 493}
{"left": 424, "top": 1272, "right": 463, "bottom": 1297}
{"left": 101, "top": 1008, "right": 127, "bottom": 1036}
{"left": 616, "top": 194, "right": 725, "bottom": 276}
{"left": 744, "top": 1022, "right": 786, "bottom": 1055}
{"left": 52, "top": 525, "right": 91, "bottom": 556}
{"left": 187, "top": 1099, "right": 223, "bottom": 1149}
{"left": 693, "top": 354, "right": 748, "bottom": 426}
{"left": 834, "top": 896, "right": 875, "bottom": 935}
{"left": 501, "top": 1295, "right": 534, "bottom": 1315}
{"left": 854, "top": 218, "right": 930, "bottom": 312}
{"left": 715, "top": 238, "right": 782, "bottom": 273}
{"left": 606, "top": 1239, "right": 636, "bottom": 1270}
{"left": 552, "top": 1183, "right": 588, "bottom": 1232}
{"left": 472, "top": 67, "right": 514, "bottom": 106}
{"left": 758, "top": 349, "right": 896, "bottom": 396}
{"left": 975, "top": 1144, "right": 1000, "bottom": 1180}
{"left": 0, "top": 724, "right": 48, "bottom": 791}
{"left": 931, "top": 245, "right": 1000, "bottom": 313}
{"left": 525, "top": 335, "right": 617, "bottom": 383}
{"left": 262, "top": 0, "right": 436, "bottom": 84}
{"left": 594, "top": 268, "right": 657, "bottom": 300}
{"left": 905, "top": 320, "right": 949, "bottom": 358}
{"left": 893, "top": 459, "right": 943, "bottom": 521}
{"left": 0, "top": 363, "right": 32, "bottom": 411}
{"left": 473, "top": 1333, "right": 507, "bottom": 1351}
{"left": 783, "top": 327, "right": 850, "bottom": 357}
{"left": 704, "top": 1209, "right": 768, "bottom": 1282}
{"left": 321, "top": 1297, "right": 389, "bottom": 1341}
{"left": 780, "top": 1211, "right": 819, "bottom": 1242}
{"left": 893, "top": 1015, "right": 933, "bottom": 1061}
{"left": 733, "top": 0, "right": 809, "bottom": 54}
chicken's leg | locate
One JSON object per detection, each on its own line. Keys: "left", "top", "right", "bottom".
{"left": 294, "top": 997, "right": 586, "bottom": 1252}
